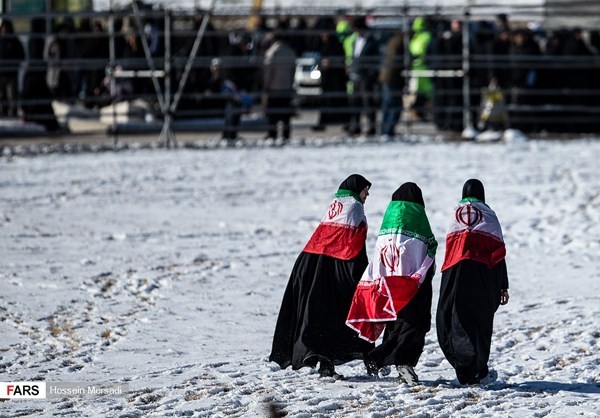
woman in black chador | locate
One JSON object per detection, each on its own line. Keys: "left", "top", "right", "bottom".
{"left": 355, "top": 183, "right": 437, "bottom": 386}
{"left": 436, "top": 179, "right": 510, "bottom": 385}
{"left": 269, "top": 174, "right": 374, "bottom": 379}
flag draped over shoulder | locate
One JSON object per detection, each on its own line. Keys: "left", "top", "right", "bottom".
{"left": 441, "top": 198, "right": 505, "bottom": 272}
{"left": 303, "top": 189, "right": 367, "bottom": 260}
{"left": 346, "top": 201, "right": 437, "bottom": 343}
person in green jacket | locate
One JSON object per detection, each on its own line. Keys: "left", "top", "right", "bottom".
{"left": 342, "top": 16, "right": 379, "bottom": 136}
{"left": 409, "top": 17, "right": 433, "bottom": 121}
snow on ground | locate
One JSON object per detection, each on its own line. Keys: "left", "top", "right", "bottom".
{"left": 0, "top": 138, "right": 599, "bottom": 417}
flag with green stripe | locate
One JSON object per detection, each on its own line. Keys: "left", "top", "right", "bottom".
{"left": 347, "top": 200, "right": 437, "bottom": 343}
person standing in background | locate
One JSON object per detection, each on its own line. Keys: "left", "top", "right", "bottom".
{"left": 310, "top": 16, "right": 349, "bottom": 132}
{"left": 344, "top": 16, "right": 379, "bottom": 136}
{"left": 262, "top": 31, "right": 296, "bottom": 141}
{"left": 0, "top": 19, "right": 25, "bottom": 117}
{"left": 205, "top": 57, "right": 242, "bottom": 141}
{"left": 21, "top": 18, "right": 60, "bottom": 131}
{"left": 408, "top": 17, "right": 433, "bottom": 121}
{"left": 379, "top": 30, "right": 405, "bottom": 137}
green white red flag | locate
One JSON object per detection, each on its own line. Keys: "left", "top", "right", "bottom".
{"left": 346, "top": 200, "right": 437, "bottom": 343}
{"left": 441, "top": 198, "right": 505, "bottom": 271}
{"left": 303, "top": 189, "right": 368, "bottom": 260}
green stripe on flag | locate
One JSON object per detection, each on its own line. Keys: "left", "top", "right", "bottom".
{"left": 460, "top": 197, "right": 490, "bottom": 208}
{"left": 335, "top": 189, "right": 362, "bottom": 202}
{"left": 378, "top": 201, "right": 437, "bottom": 256}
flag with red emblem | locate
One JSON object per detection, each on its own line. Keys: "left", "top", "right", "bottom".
{"left": 441, "top": 198, "right": 505, "bottom": 272}
{"left": 303, "top": 189, "right": 367, "bottom": 260}
{"left": 346, "top": 200, "right": 437, "bottom": 343}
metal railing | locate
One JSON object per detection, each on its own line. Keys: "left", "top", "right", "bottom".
{"left": 1, "top": 5, "right": 600, "bottom": 143}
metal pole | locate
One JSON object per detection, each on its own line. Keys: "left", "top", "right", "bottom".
{"left": 462, "top": 8, "right": 473, "bottom": 132}
{"left": 108, "top": 0, "right": 118, "bottom": 145}
{"left": 45, "top": 0, "right": 51, "bottom": 39}
{"left": 169, "top": 0, "right": 217, "bottom": 115}
{"left": 131, "top": 0, "right": 167, "bottom": 114}
{"left": 159, "top": 10, "right": 176, "bottom": 147}
{"left": 402, "top": 1, "right": 412, "bottom": 134}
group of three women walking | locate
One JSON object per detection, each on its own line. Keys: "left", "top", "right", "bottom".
{"left": 269, "top": 174, "right": 510, "bottom": 385}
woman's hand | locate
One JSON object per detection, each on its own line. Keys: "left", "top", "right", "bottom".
{"left": 500, "top": 290, "right": 509, "bottom": 305}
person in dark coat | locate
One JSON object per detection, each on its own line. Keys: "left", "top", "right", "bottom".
{"left": 270, "top": 174, "right": 374, "bottom": 379}
{"left": 562, "top": 28, "right": 594, "bottom": 132}
{"left": 345, "top": 16, "right": 380, "bottom": 136}
{"left": 44, "top": 21, "right": 77, "bottom": 99}
{"left": 21, "top": 18, "right": 60, "bottom": 132}
{"left": 348, "top": 182, "right": 437, "bottom": 386}
{"left": 379, "top": 30, "right": 405, "bottom": 136}
{"left": 262, "top": 31, "right": 297, "bottom": 141}
{"left": 508, "top": 29, "right": 541, "bottom": 132}
{"left": 310, "top": 17, "right": 349, "bottom": 131}
{"left": 0, "top": 19, "right": 25, "bottom": 117}
{"left": 490, "top": 30, "right": 512, "bottom": 92}
{"left": 79, "top": 20, "right": 109, "bottom": 106}
{"left": 433, "top": 19, "right": 464, "bottom": 132}
{"left": 436, "top": 179, "right": 510, "bottom": 385}
{"left": 204, "top": 57, "right": 242, "bottom": 141}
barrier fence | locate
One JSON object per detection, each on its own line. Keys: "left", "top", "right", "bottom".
{"left": 1, "top": 4, "right": 600, "bottom": 143}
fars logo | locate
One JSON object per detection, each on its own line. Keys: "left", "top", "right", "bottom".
{"left": 0, "top": 382, "right": 46, "bottom": 399}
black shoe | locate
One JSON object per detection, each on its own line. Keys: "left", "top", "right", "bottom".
{"left": 366, "top": 127, "right": 377, "bottom": 136}
{"left": 397, "top": 365, "right": 419, "bottom": 386}
{"left": 363, "top": 356, "right": 379, "bottom": 376}
{"left": 318, "top": 361, "right": 344, "bottom": 380}
{"left": 319, "top": 369, "right": 345, "bottom": 380}
{"left": 476, "top": 369, "right": 498, "bottom": 385}
{"left": 456, "top": 370, "right": 478, "bottom": 385}
{"left": 343, "top": 124, "right": 361, "bottom": 135}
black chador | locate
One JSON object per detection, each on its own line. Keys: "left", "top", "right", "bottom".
{"left": 269, "top": 174, "right": 374, "bottom": 378}
{"left": 436, "top": 179, "right": 509, "bottom": 385}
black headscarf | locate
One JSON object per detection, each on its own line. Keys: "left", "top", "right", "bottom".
{"left": 462, "top": 179, "right": 485, "bottom": 202}
{"left": 339, "top": 174, "right": 371, "bottom": 195}
{"left": 391, "top": 182, "right": 425, "bottom": 206}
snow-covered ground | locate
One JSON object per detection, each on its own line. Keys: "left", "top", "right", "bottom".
{"left": 1, "top": 138, "right": 599, "bottom": 417}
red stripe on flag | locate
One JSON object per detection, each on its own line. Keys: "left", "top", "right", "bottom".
{"left": 303, "top": 221, "right": 367, "bottom": 260}
{"left": 346, "top": 276, "right": 420, "bottom": 343}
{"left": 385, "top": 276, "right": 420, "bottom": 313}
{"left": 441, "top": 230, "right": 506, "bottom": 271}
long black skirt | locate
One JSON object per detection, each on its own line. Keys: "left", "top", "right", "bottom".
{"left": 269, "top": 249, "right": 374, "bottom": 369}
{"left": 436, "top": 259, "right": 508, "bottom": 384}
{"left": 367, "top": 269, "right": 433, "bottom": 368}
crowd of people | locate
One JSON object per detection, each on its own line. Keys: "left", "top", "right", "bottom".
{"left": 2, "top": 12, "right": 600, "bottom": 136}
{"left": 270, "top": 175, "right": 509, "bottom": 385}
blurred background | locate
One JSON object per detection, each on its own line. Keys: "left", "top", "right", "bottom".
{"left": 1, "top": 0, "right": 600, "bottom": 141}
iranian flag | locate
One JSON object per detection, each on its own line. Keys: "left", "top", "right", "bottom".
{"left": 303, "top": 189, "right": 368, "bottom": 260}
{"left": 346, "top": 201, "right": 437, "bottom": 343}
{"left": 441, "top": 198, "right": 506, "bottom": 271}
